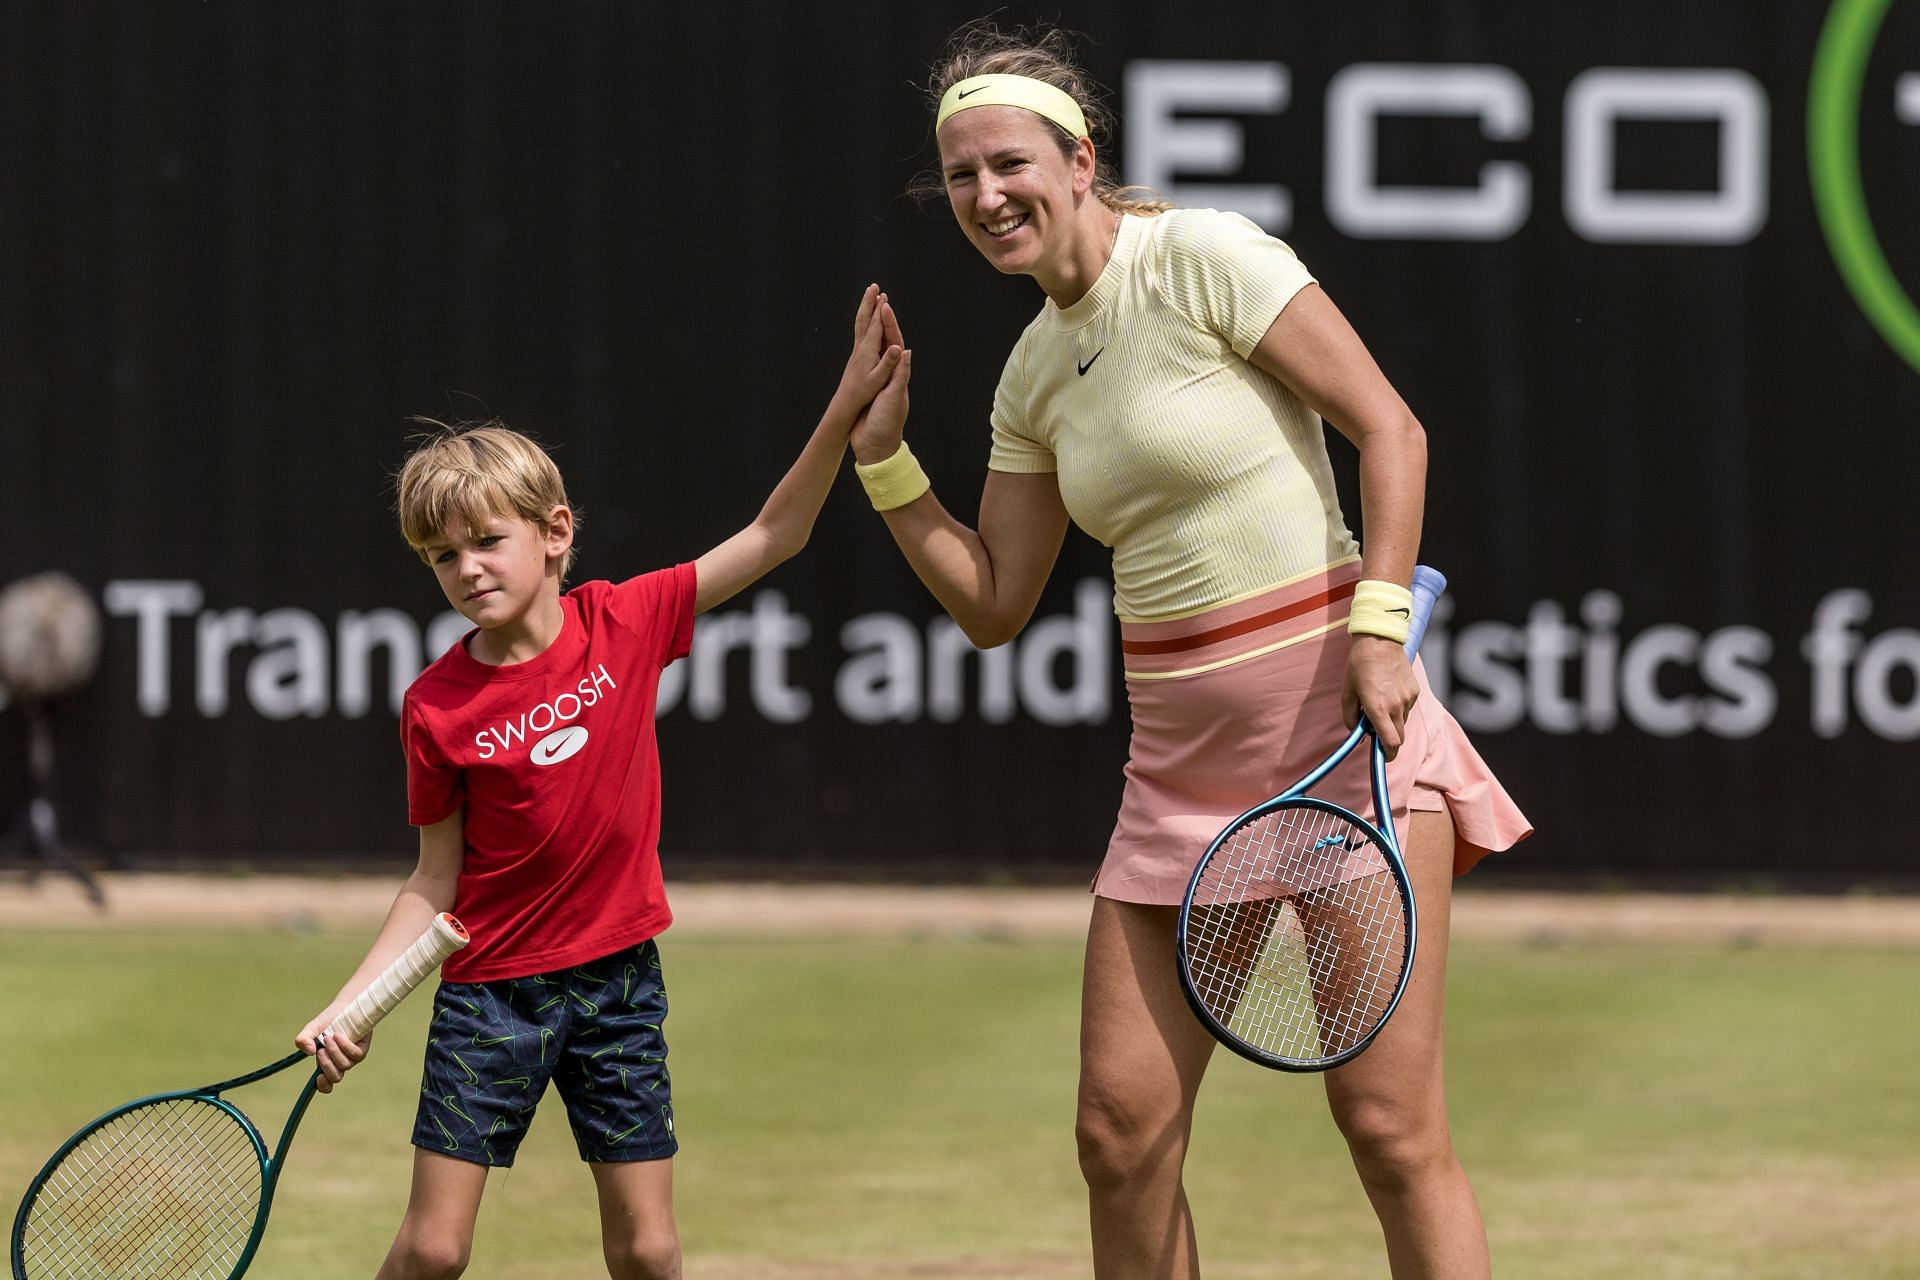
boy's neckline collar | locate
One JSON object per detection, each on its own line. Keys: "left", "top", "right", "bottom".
{"left": 444, "top": 593, "right": 582, "bottom": 682}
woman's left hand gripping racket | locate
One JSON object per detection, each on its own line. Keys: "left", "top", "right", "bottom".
{"left": 10, "top": 912, "right": 470, "bottom": 1280}
{"left": 1177, "top": 567, "right": 1446, "bottom": 1072}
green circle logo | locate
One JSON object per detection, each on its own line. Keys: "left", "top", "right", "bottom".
{"left": 1810, "top": 0, "right": 1920, "bottom": 375}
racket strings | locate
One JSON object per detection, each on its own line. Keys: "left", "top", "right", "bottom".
{"left": 1184, "top": 804, "right": 1409, "bottom": 1064}
{"left": 20, "top": 1098, "right": 264, "bottom": 1279}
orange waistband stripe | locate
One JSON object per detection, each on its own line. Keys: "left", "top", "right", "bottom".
{"left": 1120, "top": 580, "right": 1356, "bottom": 656}
{"left": 1118, "top": 564, "right": 1364, "bottom": 680}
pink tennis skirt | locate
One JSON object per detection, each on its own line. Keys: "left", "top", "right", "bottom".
{"left": 1096, "top": 563, "right": 1533, "bottom": 905}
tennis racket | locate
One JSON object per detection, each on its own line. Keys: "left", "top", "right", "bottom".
{"left": 1176, "top": 566, "right": 1446, "bottom": 1072}
{"left": 9, "top": 912, "right": 470, "bottom": 1280}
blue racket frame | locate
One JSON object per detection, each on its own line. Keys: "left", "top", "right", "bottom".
{"left": 1176, "top": 565, "right": 1446, "bottom": 1072}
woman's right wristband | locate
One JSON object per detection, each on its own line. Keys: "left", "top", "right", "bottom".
{"left": 854, "top": 441, "right": 931, "bottom": 512}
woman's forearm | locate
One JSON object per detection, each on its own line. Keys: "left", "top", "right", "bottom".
{"left": 1353, "top": 410, "right": 1427, "bottom": 588}
{"left": 865, "top": 469, "right": 1070, "bottom": 649}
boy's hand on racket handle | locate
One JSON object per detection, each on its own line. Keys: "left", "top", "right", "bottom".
{"left": 828, "top": 285, "right": 907, "bottom": 438}
{"left": 1343, "top": 636, "right": 1420, "bottom": 759}
{"left": 295, "top": 1008, "right": 372, "bottom": 1094}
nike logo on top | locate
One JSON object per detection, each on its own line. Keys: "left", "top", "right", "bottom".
{"left": 957, "top": 85, "right": 989, "bottom": 99}
{"left": 1077, "top": 348, "right": 1105, "bottom": 376}
{"left": 530, "top": 725, "right": 590, "bottom": 767}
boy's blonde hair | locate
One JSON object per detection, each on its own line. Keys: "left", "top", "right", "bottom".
{"left": 396, "top": 420, "right": 579, "bottom": 576}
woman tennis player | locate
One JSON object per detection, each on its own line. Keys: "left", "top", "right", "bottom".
{"left": 851, "top": 25, "right": 1532, "bottom": 1279}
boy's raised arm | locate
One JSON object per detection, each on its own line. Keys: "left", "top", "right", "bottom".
{"left": 692, "top": 285, "right": 909, "bottom": 614}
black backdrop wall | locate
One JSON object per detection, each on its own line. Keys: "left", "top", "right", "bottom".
{"left": 2, "top": 1, "right": 1916, "bottom": 883}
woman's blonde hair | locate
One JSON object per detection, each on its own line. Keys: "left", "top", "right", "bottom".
{"left": 908, "top": 22, "right": 1174, "bottom": 218}
{"left": 395, "top": 420, "right": 579, "bottom": 576}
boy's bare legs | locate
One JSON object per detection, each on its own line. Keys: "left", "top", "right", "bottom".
{"left": 1323, "top": 810, "right": 1490, "bottom": 1279}
{"left": 591, "top": 1158, "right": 682, "bottom": 1280}
{"left": 376, "top": 1151, "right": 489, "bottom": 1280}
{"left": 1078, "top": 896, "right": 1218, "bottom": 1279}
{"left": 371, "top": 1152, "right": 678, "bottom": 1280}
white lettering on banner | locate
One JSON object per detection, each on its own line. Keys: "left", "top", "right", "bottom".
{"left": 928, "top": 618, "right": 1017, "bottom": 723}
{"left": 95, "top": 579, "right": 1916, "bottom": 741}
{"left": 1697, "top": 629, "right": 1777, "bottom": 738}
{"left": 1120, "top": 59, "right": 1773, "bottom": 242}
{"left": 194, "top": 609, "right": 254, "bottom": 717}
{"left": 105, "top": 579, "right": 462, "bottom": 719}
{"left": 1581, "top": 591, "right": 1622, "bottom": 733}
{"left": 102, "top": 580, "right": 203, "bottom": 716}
{"left": 337, "top": 609, "right": 422, "bottom": 719}
{"left": 836, "top": 613, "right": 924, "bottom": 723}
{"left": 248, "top": 609, "right": 330, "bottom": 720}
{"left": 425, "top": 611, "right": 470, "bottom": 663}
{"left": 836, "top": 580, "right": 1108, "bottom": 726}
{"left": 1565, "top": 68, "right": 1769, "bottom": 244}
{"left": 655, "top": 589, "right": 811, "bottom": 722}
{"left": 1326, "top": 64, "right": 1532, "bottom": 240}
{"left": 1803, "top": 590, "right": 1920, "bottom": 741}
{"left": 1435, "top": 590, "right": 1776, "bottom": 739}
{"left": 1125, "top": 61, "right": 1291, "bottom": 232}
{"left": 1017, "top": 580, "right": 1112, "bottom": 724}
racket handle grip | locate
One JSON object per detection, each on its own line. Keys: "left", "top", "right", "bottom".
{"left": 1404, "top": 565, "right": 1448, "bottom": 660}
{"left": 327, "top": 913, "right": 470, "bottom": 1044}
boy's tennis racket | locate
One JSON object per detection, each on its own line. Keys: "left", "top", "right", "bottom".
{"left": 1177, "top": 567, "right": 1446, "bottom": 1072}
{"left": 10, "top": 912, "right": 470, "bottom": 1280}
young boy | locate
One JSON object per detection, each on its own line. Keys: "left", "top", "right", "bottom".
{"left": 295, "top": 286, "right": 909, "bottom": 1280}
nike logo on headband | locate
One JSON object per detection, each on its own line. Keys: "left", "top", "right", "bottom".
{"left": 957, "top": 85, "right": 989, "bottom": 99}
{"left": 1077, "top": 348, "right": 1105, "bottom": 376}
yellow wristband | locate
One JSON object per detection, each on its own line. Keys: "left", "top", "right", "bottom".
{"left": 1348, "top": 579, "right": 1414, "bottom": 645}
{"left": 854, "top": 442, "right": 931, "bottom": 512}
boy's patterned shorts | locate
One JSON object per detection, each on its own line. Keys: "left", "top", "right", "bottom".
{"left": 411, "top": 938, "right": 677, "bottom": 1167}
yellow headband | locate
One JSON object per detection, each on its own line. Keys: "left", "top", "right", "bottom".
{"left": 936, "top": 73, "right": 1089, "bottom": 140}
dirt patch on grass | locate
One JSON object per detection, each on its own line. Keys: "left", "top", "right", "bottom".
{"left": 3, "top": 872, "right": 1919, "bottom": 946}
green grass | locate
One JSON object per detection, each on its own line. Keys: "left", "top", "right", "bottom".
{"left": 3, "top": 926, "right": 1917, "bottom": 1278}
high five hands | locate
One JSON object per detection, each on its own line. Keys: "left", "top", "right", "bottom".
{"left": 832, "top": 285, "right": 911, "bottom": 454}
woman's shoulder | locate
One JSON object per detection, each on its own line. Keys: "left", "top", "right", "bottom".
{"left": 1000, "top": 305, "right": 1055, "bottom": 367}
{"left": 1140, "top": 206, "right": 1293, "bottom": 264}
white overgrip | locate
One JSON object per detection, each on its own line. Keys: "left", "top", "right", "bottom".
{"left": 328, "top": 913, "right": 470, "bottom": 1044}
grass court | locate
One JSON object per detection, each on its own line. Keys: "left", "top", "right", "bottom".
{"left": 2, "top": 900, "right": 1916, "bottom": 1278}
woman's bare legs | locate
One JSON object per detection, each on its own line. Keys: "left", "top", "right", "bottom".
{"left": 1323, "top": 809, "right": 1489, "bottom": 1279}
{"left": 1078, "top": 896, "right": 1219, "bottom": 1279}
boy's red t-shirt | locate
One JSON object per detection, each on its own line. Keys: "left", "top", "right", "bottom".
{"left": 401, "top": 565, "right": 697, "bottom": 982}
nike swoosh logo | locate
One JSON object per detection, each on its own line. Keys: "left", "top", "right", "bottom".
{"left": 957, "top": 85, "right": 989, "bottom": 99}
{"left": 530, "top": 725, "right": 589, "bottom": 766}
{"left": 1077, "top": 348, "right": 1105, "bottom": 376}
{"left": 1386, "top": 607, "right": 1411, "bottom": 617}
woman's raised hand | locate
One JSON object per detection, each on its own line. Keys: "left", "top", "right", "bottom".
{"left": 828, "top": 285, "right": 906, "bottom": 436}
{"left": 851, "top": 294, "right": 910, "bottom": 464}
